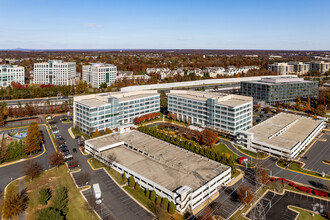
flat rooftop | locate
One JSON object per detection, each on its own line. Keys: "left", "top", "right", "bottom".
{"left": 86, "top": 130, "right": 229, "bottom": 191}
{"left": 246, "top": 113, "right": 323, "bottom": 150}
{"left": 168, "top": 90, "right": 252, "bottom": 107}
{"left": 243, "top": 77, "right": 315, "bottom": 85}
{"left": 74, "top": 90, "right": 159, "bottom": 107}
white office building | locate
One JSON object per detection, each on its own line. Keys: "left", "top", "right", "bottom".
{"left": 309, "top": 61, "right": 330, "bottom": 74}
{"left": 32, "top": 60, "right": 76, "bottom": 85}
{"left": 82, "top": 63, "right": 117, "bottom": 88}
{"left": 85, "top": 130, "right": 231, "bottom": 213}
{"left": 268, "top": 63, "right": 295, "bottom": 75}
{"left": 167, "top": 90, "right": 253, "bottom": 136}
{"left": 0, "top": 65, "right": 25, "bottom": 87}
{"left": 236, "top": 113, "right": 326, "bottom": 159}
{"left": 73, "top": 90, "right": 160, "bottom": 135}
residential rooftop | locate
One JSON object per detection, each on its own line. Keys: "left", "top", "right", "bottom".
{"left": 86, "top": 130, "right": 229, "bottom": 191}
{"left": 245, "top": 112, "right": 323, "bottom": 150}
{"left": 74, "top": 90, "right": 159, "bottom": 107}
{"left": 168, "top": 90, "right": 252, "bottom": 107}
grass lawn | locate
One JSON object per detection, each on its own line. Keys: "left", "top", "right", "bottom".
{"left": 164, "top": 118, "right": 187, "bottom": 126}
{"left": 71, "top": 127, "right": 90, "bottom": 140}
{"left": 235, "top": 145, "right": 268, "bottom": 159}
{"left": 62, "top": 119, "right": 72, "bottom": 124}
{"left": 24, "top": 165, "right": 99, "bottom": 220}
{"left": 290, "top": 206, "right": 327, "bottom": 220}
{"left": 277, "top": 160, "right": 330, "bottom": 179}
{"left": 213, "top": 143, "right": 239, "bottom": 160}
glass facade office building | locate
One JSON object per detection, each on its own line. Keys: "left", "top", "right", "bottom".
{"left": 241, "top": 77, "right": 318, "bottom": 103}
{"left": 82, "top": 63, "right": 117, "bottom": 88}
{"left": 167, "top": 90, "right": 253, "bottom": 135}
{"left": 0, "top": 65, "right": 25, "bottom": 87}
{"left": 74, "top": 91, "right": 160, "bottom": 135}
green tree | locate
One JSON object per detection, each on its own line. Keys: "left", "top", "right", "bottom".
{"left": 145, "top": 189, "right": 150, "bottom": 198}
{"left": 52, "top": 186, "right": 68, "bottom": 216}
{"left": 37, "top": 207, "right": 64, "bottom": 220}
{"left": 150, "top": 190, "right": 156, "bottom": 202}
{"left": 134, "top": 182, "right": 140, "bottom": 190}
{"left": 168, "top": 201, "right": 176, "bottom": 214}
{"left": 39, "top": 188, "right": 51, "bottom": 206}
{"left": 122, "top": 173, "right": 127, "bottom": 183}
{"left": 128, "top": 176, "right": 135, "bottom": 188}
{"left": 99, "top": 82, "right": 108, "bottom": 89}
{"left": 156, "top": 196, "right": 162, "bottom": 205}
{"left": 161, "top": 197, "right": 169, "bottom": 210}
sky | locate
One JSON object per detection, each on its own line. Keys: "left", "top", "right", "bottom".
{"left": 1, "top": 0, "right": 330, "bottom": 50}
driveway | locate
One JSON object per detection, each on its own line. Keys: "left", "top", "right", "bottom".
{"left": 0, "top": 125, "right": 56, "bottom": 193}
{"left": 53, "top": 116, "right": 154, "bottom": 220}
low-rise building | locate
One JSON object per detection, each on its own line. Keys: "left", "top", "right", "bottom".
{"left": 32, "top": 60, "right": 76, "bottom": 85}
{"left": 73, "top": 90, "right": 160, "bottom": 135}
{"left": 167, "top": 90, "right": 253, "bottom": 136}
{"left": 85, "top": 130, "right": 231, "bottom": 213}
{"left": 82, "top": 63, "right": 117, "bottom": 88}
{"left": 236, "top": 113, "right": 325, "bottom": 159}
{"left": 268, "top": 63, "right": 295, "bottom": 75}
{"left": 241, "top": 77, "right": 318, "bottom": 103}
{"left": 309, "top": 61, "right": 330, "bottom": 74}
{"left": 288, "top": 62, "right": 310, "bottom": 75}
{"left": 0, "top": 65, "right": 25, "bottom": 87}
{"left": 117, "top": 71, "right": 150, "bottom": 81}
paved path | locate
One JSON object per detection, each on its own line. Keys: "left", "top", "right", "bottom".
{"left": 54, "top": 116, "right": 154, "bottom": 220}
{"left": 0, "top": 125, "right": 56, "bottom": 193}
{"left": 18, "top": 178, "right": 26, "bottom": 220}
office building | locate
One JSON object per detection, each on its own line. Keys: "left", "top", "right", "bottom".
{"left": 288, "top": 62, "right": 310, "bottom": 75}
{"left": 32, "top": 60, "right": 76, "bottom": 85}
{"left": 167, "top": 90, "right": 253, "bottom": 135}
{"left": 236, "top": 113, "right": 325, "bottom": 159}
{"left": 268, "top": 63, "right": 294, "bottom": 75}
{"left": 241, "top": 77, "right": 318, "bottom": 103}
{"left": 309, "top": 61, "right": 330, "bottom": 74}
{"left": 82, "top": 63, "right": 117, "bottom": 88}
{"left": 73, "top": 90, "right": 160, "bottom": 135}
{"left": 85, "top": 130, "right": 231, "bottom": 213}
{"left": 0, "top": 65, "right": 25, "bottom": 87}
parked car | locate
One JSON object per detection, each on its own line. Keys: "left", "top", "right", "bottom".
{"left": 59, "top": 144, "right": 67, "bottom": 149}
{"left": 72, "top": 148, "right": 77, "bottom": 153}
{"left": 59, "top": 147, "right": 69, "bottom": 152}
{"left": 64, "top": 154, "right": 73, "bottom": 161}
{"left": 61, "top": 151, "right": 70, "bottom": 156}
{"left": 256, "top": 119, "right": 261, "bottom": 123}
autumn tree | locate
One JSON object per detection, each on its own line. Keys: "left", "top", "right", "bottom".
{"left": 25, "top": 122, "right": 43, "bottom": 154}
{"left": 237, "top": 185, "right": 253, "bottom": 205}
{"left": 306, "top": 97, "right": 311, "bottom": 111}
{"left": 0, "top": 193, "right": 25, "bottom": 218}
{"left": 49, "top": 152, "right": 65, "bottom": 167}
{"left": 104, "top": 128, "right": 112, "bottom": 135}
{"left": 201, "top": 129, "right": 218, "bottom": 146}
{"left": 0, "top": 112, "right": 4, "bottom": 126}
{"left": 91, "top": 129, "right": 101, "bottom": 138}
{"left": 23, "top": 161, "right": 42, "bottom": 180}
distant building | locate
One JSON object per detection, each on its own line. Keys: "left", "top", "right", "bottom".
{"left": 82, "top": 63, "right": 117, "bottom": 88}
{"left": 309, "top": 61, "right": 330, "bottom": 74}
{"left": 0, "top": 65, "right": 25, "bottom": 87}
{"left": 237, "top": 113, "right": 325, "bottom": 159}
{"left": 268, "top": 63, "right": 295, "bottom": 75}
{"left": 288, "top": 62, "right": 310, "bottom": 75}
{"left": 269, "top": 55, "right": 282, "bottom": 59}
{"left": 167, "top": 90, "right": 253, "bottom": 136}
{"left": 73, "top": 90, "right": 160, "bottom": 135}
{"left": 32, "top": 60, "right": 76, "bottom": 85}
{"left": 117, "top": 71, "right": 150, "bottom": 81}
{"left": 241, "top": 77, "right": 318, "bottom": 103}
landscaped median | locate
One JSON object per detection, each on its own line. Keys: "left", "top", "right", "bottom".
{"left": 277, "top": 160, "right": 330, "bottom": 180}
{"left": 234, "top": 144, "right": 269, "bottom": 159}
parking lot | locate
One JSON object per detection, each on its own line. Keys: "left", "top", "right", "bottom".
{"left": 253, "top": 109, "right": 277, "bottom": 124}
{"left": 247, "top": 191, "right": 330, "bottom": 220}
{"left": 299, "top": 132, "right": 330, "bottom": 175}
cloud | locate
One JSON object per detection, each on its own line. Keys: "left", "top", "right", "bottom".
{"left": 82, "top": 23, "right": 99, "bottom": 28}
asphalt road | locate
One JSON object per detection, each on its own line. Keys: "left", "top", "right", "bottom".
{"left": 299, "top": 133, "right": 330, "bottom": 175}
{"left": 0, "top": 125, "right": 56, "bottom": 193}
{"left": 53, "top": 116, "right": 154, "bottom": 220}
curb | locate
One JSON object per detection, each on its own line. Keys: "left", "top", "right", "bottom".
{"left": 275, "top": 162, "right": 330, "bottom": 180}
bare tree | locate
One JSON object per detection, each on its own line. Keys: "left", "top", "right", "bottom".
{"left": 23, "top": 161, "right": 42, "bottom": 180}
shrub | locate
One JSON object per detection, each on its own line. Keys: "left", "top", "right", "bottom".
{"left": 150, "top": 190, "right": 156, "bottom": 202}
{"left": 39, "top": 187, "right": 51, "bottom": 206}
{"left": 122, "top": 173, "right": 127, "bottom": 183}
{"left": 37, "top": 207, "right": 63, "bottom": 220}
{"left": 156, "top": 196, "right": 162, "bottom": 205}
{"left": 168, "top": 201, "right": 176, "bottom": 214}
{"left": 128, "top": 176, "right": 135, "bottom": 188}
{"left": 145, "top": 189, "right": 150, "bottom": 198}
{"left": 134, "top": 182, "right": 140, "bottom": 190}
{"left": 161, "top": 197, "right": 169, "bottom": 210}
